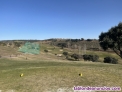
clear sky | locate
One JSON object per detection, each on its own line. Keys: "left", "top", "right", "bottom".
{"left": 0, "top": 0, "right": 122, "bottom": 40}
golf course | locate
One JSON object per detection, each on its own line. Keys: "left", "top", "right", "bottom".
{"left": 0, "top": 43, "right": 122, "bottom": 92}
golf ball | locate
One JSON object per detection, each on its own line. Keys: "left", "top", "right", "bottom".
{"left": 79, "top": 73, "right": 82, "bottom": 76}
{"left": 20, "top": 73, "right": 23, "bottom": 77}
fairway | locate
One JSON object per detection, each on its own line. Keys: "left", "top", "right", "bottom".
{"left": 0, "top": 59, "right": 122, "bottom": 92}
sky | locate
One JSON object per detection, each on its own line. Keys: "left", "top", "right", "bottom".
{"left": 0, "top": 0, "right": 122, "bottom": 40}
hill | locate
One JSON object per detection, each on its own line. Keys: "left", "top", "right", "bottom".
{"left": 0, "top": 40, "right": 121, "bottom": 64}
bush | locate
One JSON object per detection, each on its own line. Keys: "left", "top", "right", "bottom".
{"left": 63, "top": 52, "right": 68, "bottom": 56}
{"left": 92, "top": 55, "right": 99, "bottom": 62}
{"left": 71, "top": 54, "right": 79, "bottom": 60}
{"left": 81, "top": 38, "right": 84, "bottom": 41}
{"left": 83, "top": 55, "right": 90, "bottom": 61}
{"left": 57, "top": 43, "right": 67, "bottom": 49}
{"left": 44, "top": 49, "right": 48, "bottom": 53}
{"left": 103, "top": 57, "right": 118, "bottom": 64}
{"left": 86, "top": 39, "right": 92, "bottom": 41}
{"left": 83, "top": 54, "right": 99, "bottom": 62}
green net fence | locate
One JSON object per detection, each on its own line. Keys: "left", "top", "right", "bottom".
{"left": 18, "top": 42, "right": 40, "bottom": 54}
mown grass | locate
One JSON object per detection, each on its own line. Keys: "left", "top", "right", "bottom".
{"left": 0, "top": 59, "right": 122, "bottom": 92}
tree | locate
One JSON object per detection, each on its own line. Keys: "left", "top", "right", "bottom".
{"left": 87, "top": 39, "right": 92, "bottom": 41}
{"left": 99, "top": 22, "right": 122, "bottom": 58}
{"left": 81, "top": 38, "right": 84, "bottom": 41}
{"left": 57, "top": 43, "right": 67, "bottom": 49}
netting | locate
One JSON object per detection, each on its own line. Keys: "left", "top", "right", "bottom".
{"left": 18, "top": 42, "right": 40, "bottom": 54}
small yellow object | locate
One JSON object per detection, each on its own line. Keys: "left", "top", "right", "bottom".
{"left": 20, "top": 73, "right": 23, "bottom": 77}
{"left": 79, "top": 73, "right": 82, "bottom": 76}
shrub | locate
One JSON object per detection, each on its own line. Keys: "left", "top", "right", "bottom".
{"left": 92, "top": 55, "right": 99, "bottom": 62}
{"left": 57, "top": 43, "right": 67, "bottom": 49}
{"left": 86, "top": 39, "right": 92, "bottom": 41}
{"left": 83, "top": 55, "right": 90, "bottom": 61}
{"left": 81, "top": 38, "right": 84, "bottom": 41}
{"left": 83, "top": 54, "right": 99, "bottom": 62}
{"left": 103, "top": 57, "right": 118, "bottom": 64}
{"left": 44, "top": 50, "right": 47, "bottom": 52}
{"left": 63, "top": 52, "right": 68, "bottom": 56}
{"left": 71, "top": 54, "right": 79, "bottom": 60}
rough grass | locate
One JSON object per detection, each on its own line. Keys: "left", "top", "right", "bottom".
{"left": 0, "top": 43, "right": 122, "bottom": 92}
{"left": 0, "top": 59, "right": 122, "bottom": 92}
{"left": 0, "top": 46, "right": 21, "bottom": 56}
{"left": 0, "top": 43, "right": 122, "bottom": 66}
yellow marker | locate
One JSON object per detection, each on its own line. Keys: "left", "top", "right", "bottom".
{"left": 20, "top": 73, "right": 24, "bottom": 77}
{"left": 79, "top": 73, "right": 82, "bottom": 76}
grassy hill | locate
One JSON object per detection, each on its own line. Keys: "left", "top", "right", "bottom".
{"left": 0, "top": 41, "right": 122, "bottom": 92}
{"left": 0, "top": 42, "right": 121, "bottom": 63}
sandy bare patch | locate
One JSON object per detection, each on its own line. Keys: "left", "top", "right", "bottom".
{"left": 59, "top": 50, "right": 63, "bottom": 51}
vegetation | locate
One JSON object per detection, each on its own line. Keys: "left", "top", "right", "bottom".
{"left": 83, "top": 54, "right": 99, "bottom": 62}
{"left": 86, "top": 39, "right": 92, "bottom": 41}
{"left": 57, "top": 43, "right": 67, "bottom": 49}
{"left": 103, "top": 57, "right": 118, "bottom": 64}
{"left": 71, "top": 54, "right": 80, "bottom": 61}
{"left": 81, "top": 38, "right": 84, "bottom": 41}
{"left": 0, "top": 38, "right": 122, "bottom": 91}
{"left": 99, "top": 22, "right": 122, "bottom": 58}
{"left": 0, "top": 42, "right": 6, "bottom": 46}
{"left": 63, "top": 52, "right": 68, "bottom": 56}
{"left": 44, "top": 49, "right": 48, "bottom": 53}
{"left": 13, "top": 41, "right": 23, "bottom": 47}
{"left": 62, "top": 51, "right": 68, "bottom": 59}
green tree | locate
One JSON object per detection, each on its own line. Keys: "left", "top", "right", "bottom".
{"left": 99, "top": 22, "right": 122, "bottom": 58}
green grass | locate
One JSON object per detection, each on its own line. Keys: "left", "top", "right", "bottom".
{"left": 0, "top": 59, "right": 122, "bottom": 92}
